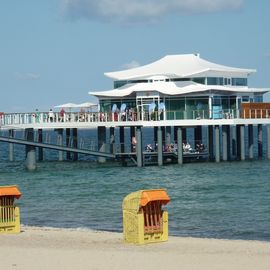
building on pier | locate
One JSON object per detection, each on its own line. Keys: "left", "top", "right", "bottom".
{"left": 90, "top": 53, "right": 269, "bottom": 121}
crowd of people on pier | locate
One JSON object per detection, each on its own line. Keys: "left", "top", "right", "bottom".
{"left": 30, "top": 108, "right": 97, "bottom": 123}
{"left": 29, "top": 108, "right": 159, "bottom": 124}
{"left": 142, "top": 141, "right": 205, "bottom": 154}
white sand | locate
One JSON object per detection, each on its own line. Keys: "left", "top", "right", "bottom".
{"left": 0, "top": 226, "right": 270, "bottom": 270}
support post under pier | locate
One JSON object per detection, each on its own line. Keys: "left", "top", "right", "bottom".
{"left": 110, "top": 127, "right": 115, "bottom": 154}
{"left": 215, "top": 125, "right": 220, "bottom": 163}
{"left": 25, "top": 128, "right": 36, "bottom": 171}
{"left": 177, "top": 127, "right": 183, "bottom": 165}
{"left": 120, "top": 127, "right": 125, "bottom": 154}
{"left": 57, "top": 129, "right": 64, "bottom": 161}
{"left": 130, "top": 126, "right": 135, "bottom": 152}
{"left": 72, "top": 128, "right": 78, "bottom": 161}
{"left": 236, "top": 125, "right": 241, "bottom": 160}
{"left": 248, "top": 125, "right": 254, "bottom": 160}
{"left": 240, "top": 125, "right": 245, "bottom": 161}
{"left": 222, "top": 125, "right": 228, "bottom": 161}
{"left": 154, "top": 127, "right": 158, "bottom": 146}
{"left": 258, "top": 124, "right": 263, "bottom": 159}
{"left": 136, "top": 127, "right": 143, "bottom": 167}
{"left": 97, "top": 126, "right": 106, "bottom": 163}
{"left": 66, "top": 128, "right": 71, "bottom": 160}
{"left": 157, "top": 127, "right": 163, "bottom": 166}
{"left": 227, "top": 125, "right": 231, "bottom": 160}
{"left": 38, "top": 129, "right": 43, "bottom": 161}
{"left": 8, "top": 129, "right": 14, "bottom": 162}
{"left": 208, "top": 126, "right": 214, "bottom": 161}
{"left": 120, "top": 127, "right": 126, "bottom": 165}
{"left": 232, "top": 126, "right": 237, "bottom": 159}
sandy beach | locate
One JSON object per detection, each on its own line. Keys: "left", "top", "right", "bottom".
{"left": 0, "top": 226, "right": 269, "bottom": 270}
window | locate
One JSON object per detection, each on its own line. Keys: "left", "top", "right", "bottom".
{"left": 192, "top": 77, "right": 206, "bottom": 84}
{"left": 231, "top": 78, "right": 247, "bottom": 86}
{"left": 242, "top": 96, "right": 249, "bottom": 102}
{"left": 254, "top": 95, "right": 263, "bottom": 102}
{"left": 170, "top": 77, "right": 206, "bottom": 84}
{"left": 207, "top": 77, "right": 224, "bottom": 85}
{"left": 224, "top": 78, "right": 231, "bottom": 85}
{"left": 129, "top": 79, "right": 148, "bottom": 84}
{"left": 114, "top": 80, "right": 128, "bottom": 89}
{"left": 171, "top": 78, "right": 191, "bottom": 82}
{"left": 212, "top": 96, "right": 221, "bottom": 106}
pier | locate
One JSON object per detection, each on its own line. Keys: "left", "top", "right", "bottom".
{"left": 1, "top": 54, "right": 270, "bottom": 169}
{"left": 1, "top": 108, "right": 270, "bottom": 170}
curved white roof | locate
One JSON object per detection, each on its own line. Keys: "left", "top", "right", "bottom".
{"left": 105, "top": 54, "right": 256, "bottom": 81}
{"left": 89, "top": 81, "right": 269, "bottom": 98}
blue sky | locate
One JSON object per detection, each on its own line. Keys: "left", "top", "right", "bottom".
{"left": 0, "top": 0, "right": 270, "bottom": 112}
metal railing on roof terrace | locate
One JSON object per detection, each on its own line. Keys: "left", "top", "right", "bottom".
{"left": 1, "top": 108, "right": 270, "bottom": 127}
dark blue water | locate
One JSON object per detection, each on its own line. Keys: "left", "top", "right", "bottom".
{"left": 0, "top": 156, "right": 270, "bottom": 241}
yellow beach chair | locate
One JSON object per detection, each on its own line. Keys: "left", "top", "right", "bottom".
{"left": 0, "top": 185, "right": 22, "bottom": 234}
{"left": 123, "top": 189, "right": 170, "bottom": 244}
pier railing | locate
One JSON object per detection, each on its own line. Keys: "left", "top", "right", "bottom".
{"left": 1, "top": 108, "right": 270, "bottom": 127}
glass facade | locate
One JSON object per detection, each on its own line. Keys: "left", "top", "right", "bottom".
{"left": 164, "top": 97, "right": 209, "bottom": 119}
{"left": 98, "top": 95, "right": 241, "bottom": 120}
{"left": 185, "top": 98, "right": 209, "bottom": 119}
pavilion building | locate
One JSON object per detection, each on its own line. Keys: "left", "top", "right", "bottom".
{"left": 89, "top": 54, "right": 269, "bottom": 121}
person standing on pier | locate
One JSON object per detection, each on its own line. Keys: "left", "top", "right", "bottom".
{"left": 49, "top": 109, "right": 54, "bottom": 122}
{"left": 131, "top": 136, "right": 137, "bottom": 152}
{"left": 35, "top": 109, "right": 40, "bottom": 123}
{"left": 60, "top": 108, "right": 65, "bottom": 122}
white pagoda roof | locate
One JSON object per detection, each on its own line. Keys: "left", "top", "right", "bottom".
{"left": 105, "top": 54, "right": 256, "bottom": 81}
{"left": 89, "top": 81, "right": 268, "bottom": 98}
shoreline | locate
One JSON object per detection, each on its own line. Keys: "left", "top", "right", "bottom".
{"left": 20, "top": 224, "right": 270, "bottom": 243}
{"left": 1, "top": 226, "right": 270, "bottom": 270}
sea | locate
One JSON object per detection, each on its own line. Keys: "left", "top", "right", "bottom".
{"left": 0, "top": 129, "right": 270, "bottom": 242}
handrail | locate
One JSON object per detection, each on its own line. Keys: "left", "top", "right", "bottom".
{"left": 1, "top": 108, "right": 270, "bottom": 127}
{"left": 0, "top": 136, "right": 115, "bottom": 158}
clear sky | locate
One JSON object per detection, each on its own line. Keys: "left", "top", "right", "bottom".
{"left": 0, "top": 0, "right": 270, "bottom": 112}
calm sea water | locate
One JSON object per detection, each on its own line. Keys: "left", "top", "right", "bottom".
{"left": 0, "top": 153, "right": 270, "bottom": 241}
